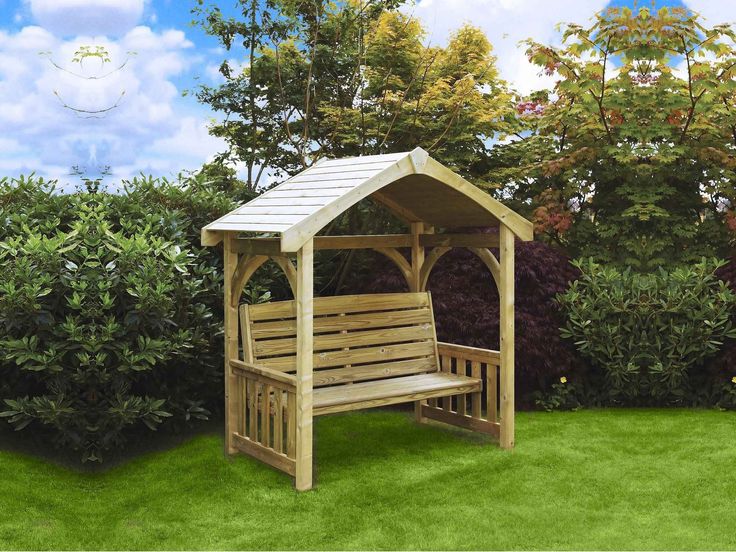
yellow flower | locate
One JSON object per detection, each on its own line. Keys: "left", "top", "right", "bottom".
{"left": 560, "top": 376, "right": 568, "bottom": 384}
{"left": 732, "top": 376, "right": 736, "bottom": 384}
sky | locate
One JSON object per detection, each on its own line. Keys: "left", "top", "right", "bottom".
{"left": 0, "top": 0, "right": 732, "bottom": 184}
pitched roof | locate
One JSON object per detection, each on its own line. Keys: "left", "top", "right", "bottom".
{"left": 203, "top": 148, "right": 533, "bottom": 251}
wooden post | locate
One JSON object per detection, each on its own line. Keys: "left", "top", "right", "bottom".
{"left": 223, "top": 232, "right": 239, "bottom": 455}
{"left": 499, "top": 224, "right": 515, "bottom": 449}
{"left": 295, "top": 239, "right": 314, "bottom": 490}
{"left": 410, "top": 222, "right": 427, "bottom": 423}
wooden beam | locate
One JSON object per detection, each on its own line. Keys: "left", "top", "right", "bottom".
{"left": 223, "top": 233, "right": 239, "bottom": 455}
{"left": 436, "top": 342, "right": 500, "bottom": 365}
{"left": 234, "top": 238, "right": 287, "bottom": 257}
{"left": 295, "top": 240, "right": 314, "bottom": 491}
{"left": 232, "top": 233, "right": 499, "bottom": 255}
{"left": 499, "top": 225, "right": 515, "bottom": 450}
{"left": 201, "top": 228, "right": 223, "bottom": 247}
{"left": 421, "top": 405, "right": 500, "bottom": 437}
{"left": 232, "top": 433, "right": 296, "bottom": 476}
{"left": 420, "top": 233, "right": 499, "bottom": 248}
{"left": 315, "top": 234, "right": 413, "bottom": 250}
{"left": 370, "top": 191, "right": 422, "bottom": 223}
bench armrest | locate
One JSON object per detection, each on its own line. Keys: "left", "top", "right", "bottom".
{"left": 229, "top": 359, "right": 297, "bottom": 389}
{"left": 436, "top": 342, "right": 500, "bottom": 365}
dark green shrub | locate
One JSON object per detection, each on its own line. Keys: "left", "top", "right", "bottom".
{"left": 557, "top": 258, "right": 736, "bottom": 404}
{"left": 0, "top": 175, "right": 239, "bottom": 461}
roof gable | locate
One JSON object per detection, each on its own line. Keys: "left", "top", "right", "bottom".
{"left": 203, "top": 148, "right": 533, "bottom": 251}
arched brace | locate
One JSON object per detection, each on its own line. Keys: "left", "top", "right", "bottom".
{"left": 417, "top": 246, "right": 501, "bottom": 294}
{"left": 418, "top": 246, "right": 451, "bottom": 291}
{"left": 469, "top": 247, "right": 500, "bottom": 292}
{"left": 230, "top": 255, "right": 298, "bottom": 307}
{"left": 373, "top": 247, "right": 413, "bottom": 290}
{"left": 271, "top": 256, "right": 298, "bottom": 296}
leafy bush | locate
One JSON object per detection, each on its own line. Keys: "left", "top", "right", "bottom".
{"left": 0, "top": 175, "right": 240, "bottom": 461}
{"left": 558, "top": 258, "right": 736, "bottom": 404}
{"left": 349, "top": 238, "right": 584, "bottom": 405}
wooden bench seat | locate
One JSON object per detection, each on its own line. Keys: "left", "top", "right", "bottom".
{"left": 231, "top": 291, "right": 501, "bottom": 483}
{"left": 313, "top": 372, "right": 482, "bottom": 415}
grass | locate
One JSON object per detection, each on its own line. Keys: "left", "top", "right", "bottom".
{"left": 1, "top": 409, "right": 736, "bottom": 550}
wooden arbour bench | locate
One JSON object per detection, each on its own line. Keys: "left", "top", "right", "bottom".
{"left": 202, "top": 148, "right": 534, "bottom": 490}
{"left": 231, "top": 293, "right": 500, "bottom": 466}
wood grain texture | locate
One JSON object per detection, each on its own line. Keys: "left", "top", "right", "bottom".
{"left": 295, "top": 240, "right": 314, "bottom": 491}
{"left": 437, "top": 342, "right": 500, "bottom": 365}
{"left": 420, "top": 406, "right": 500, "bottom": 437}
{"left": 313, "top": 373, "right": 481, "bottom": 416}
{"left": 223, "top": 233, "right": 239, "bottom": 455}
{"left": 499, "top": 224, "right": 515, "bottom": 449}
{"left": 201, "top": 148, "right": 534, "bottom": 252}
{"left": 232, "top": 433, "right": 296, "bottom": 476}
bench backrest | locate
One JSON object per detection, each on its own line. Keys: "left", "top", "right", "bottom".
{"left": 240, "top": 292, "right": 440, "bottom": 387}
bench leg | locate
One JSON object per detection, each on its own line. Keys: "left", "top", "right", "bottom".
{"left": 414, "top": 400, "right": 427, "bottom": 423}
{"left": 295, "top": 400, "right": 313, "bottom": 491}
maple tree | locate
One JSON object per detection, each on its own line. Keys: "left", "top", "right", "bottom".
{"left": 492, "top": 6, "right": 736, "bottom": 267}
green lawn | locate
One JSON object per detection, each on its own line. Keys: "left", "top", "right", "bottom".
{"left": 1, "top": 409, "right": 735, "bottom": 550}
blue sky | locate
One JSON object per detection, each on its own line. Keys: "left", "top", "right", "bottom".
{"left": 0, "top": 0, "right": 726, "bottom": 184}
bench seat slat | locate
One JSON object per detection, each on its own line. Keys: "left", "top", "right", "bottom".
{"left": 313, "top": 373, "right": 481, "bottom": 415}
{"left": 250, "top": 308, "right": 432, "bottom": 339}
{"left": 259, "top": 340, "right": 436, "bottom": 372}
{"left": 313, "top": 358, "right": 436, "bottom": 386}
{"left": 248, "top": 292, "right": 430, "bottom": 321}
{"left": 255, "top": 324, "right": 434, "bottom": 357}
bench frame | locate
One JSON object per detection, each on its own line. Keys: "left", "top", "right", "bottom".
{"left": 218, "top": 224, "right": 516, "bottom": 491}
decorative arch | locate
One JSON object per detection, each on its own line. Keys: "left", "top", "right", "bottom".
{"left": 374, "top": 247, "right": 413, "bottom": 290}
{"left": 230, "top": 254, "right": 297, "bottom": 307}
{"left": 418, "top": 246, "right": 500, "bottom": 293}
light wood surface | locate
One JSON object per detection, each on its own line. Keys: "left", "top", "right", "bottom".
{"left": 295, "top": 240, "right": 314, "bottom": 491}
{"left": 202, "top": 147, "right": 534, "bottom": 251}
{"left": 223, "top": 233, "right": 239, "bottom": 455}
{"left": 499, "top": 224, "right": 515, "bottom": 449}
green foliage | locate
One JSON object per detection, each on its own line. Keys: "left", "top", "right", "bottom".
{"left": 493, "top": 7, "right": 736, "bottom": 268}
{"left": 0, "top": 174, "right": 241, "bottom": 461}
{"left": 557, "top": 258, "right": 736, "bottom": 404}
{"left": 192, "top": 0, "right": 516, "bottom": 186}
{"left": 533, "top": 376, "right": 580, "bottom": 411}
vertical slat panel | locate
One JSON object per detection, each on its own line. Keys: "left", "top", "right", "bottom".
{"left": 237, "top": 375, "right": 246, "bottom": 435}
{"left": 249, "top": 381, "right": 258, "bottom": 439}
{"left": 261, "top": 385, "right": 271, "bottom": 447}
{"left": 287, "top": 392, "right": 296, "bottom": 458}
{"left": 274, "top": 390, "right": 284, "bottom": 453}
{"left": 441, "top": 355, "right": 453, "bottom": 412}
{"left": 457, "top": 357, "right": 467, "bottom": 416}
{"left": 471, "top": 360, "right": 482, "bottom": 418}
{"left": 487, "top": 364, "right": 498, "bottom": 423}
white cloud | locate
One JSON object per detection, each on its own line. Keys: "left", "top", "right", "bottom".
{"left": 406, "top": 0, "right": 607, "bottom": 94}
{"left": 27, "top": 0, "right": 146, "bottom": 37}
{"left": 684, "top": 1, "right": 736, "bottom": 25}
{"left": 0, "top": 22, "right": 226, "bottom": 181}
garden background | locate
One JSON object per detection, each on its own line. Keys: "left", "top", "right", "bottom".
{"left": 3, "top": 1, "right": 736, "bottom": 464}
